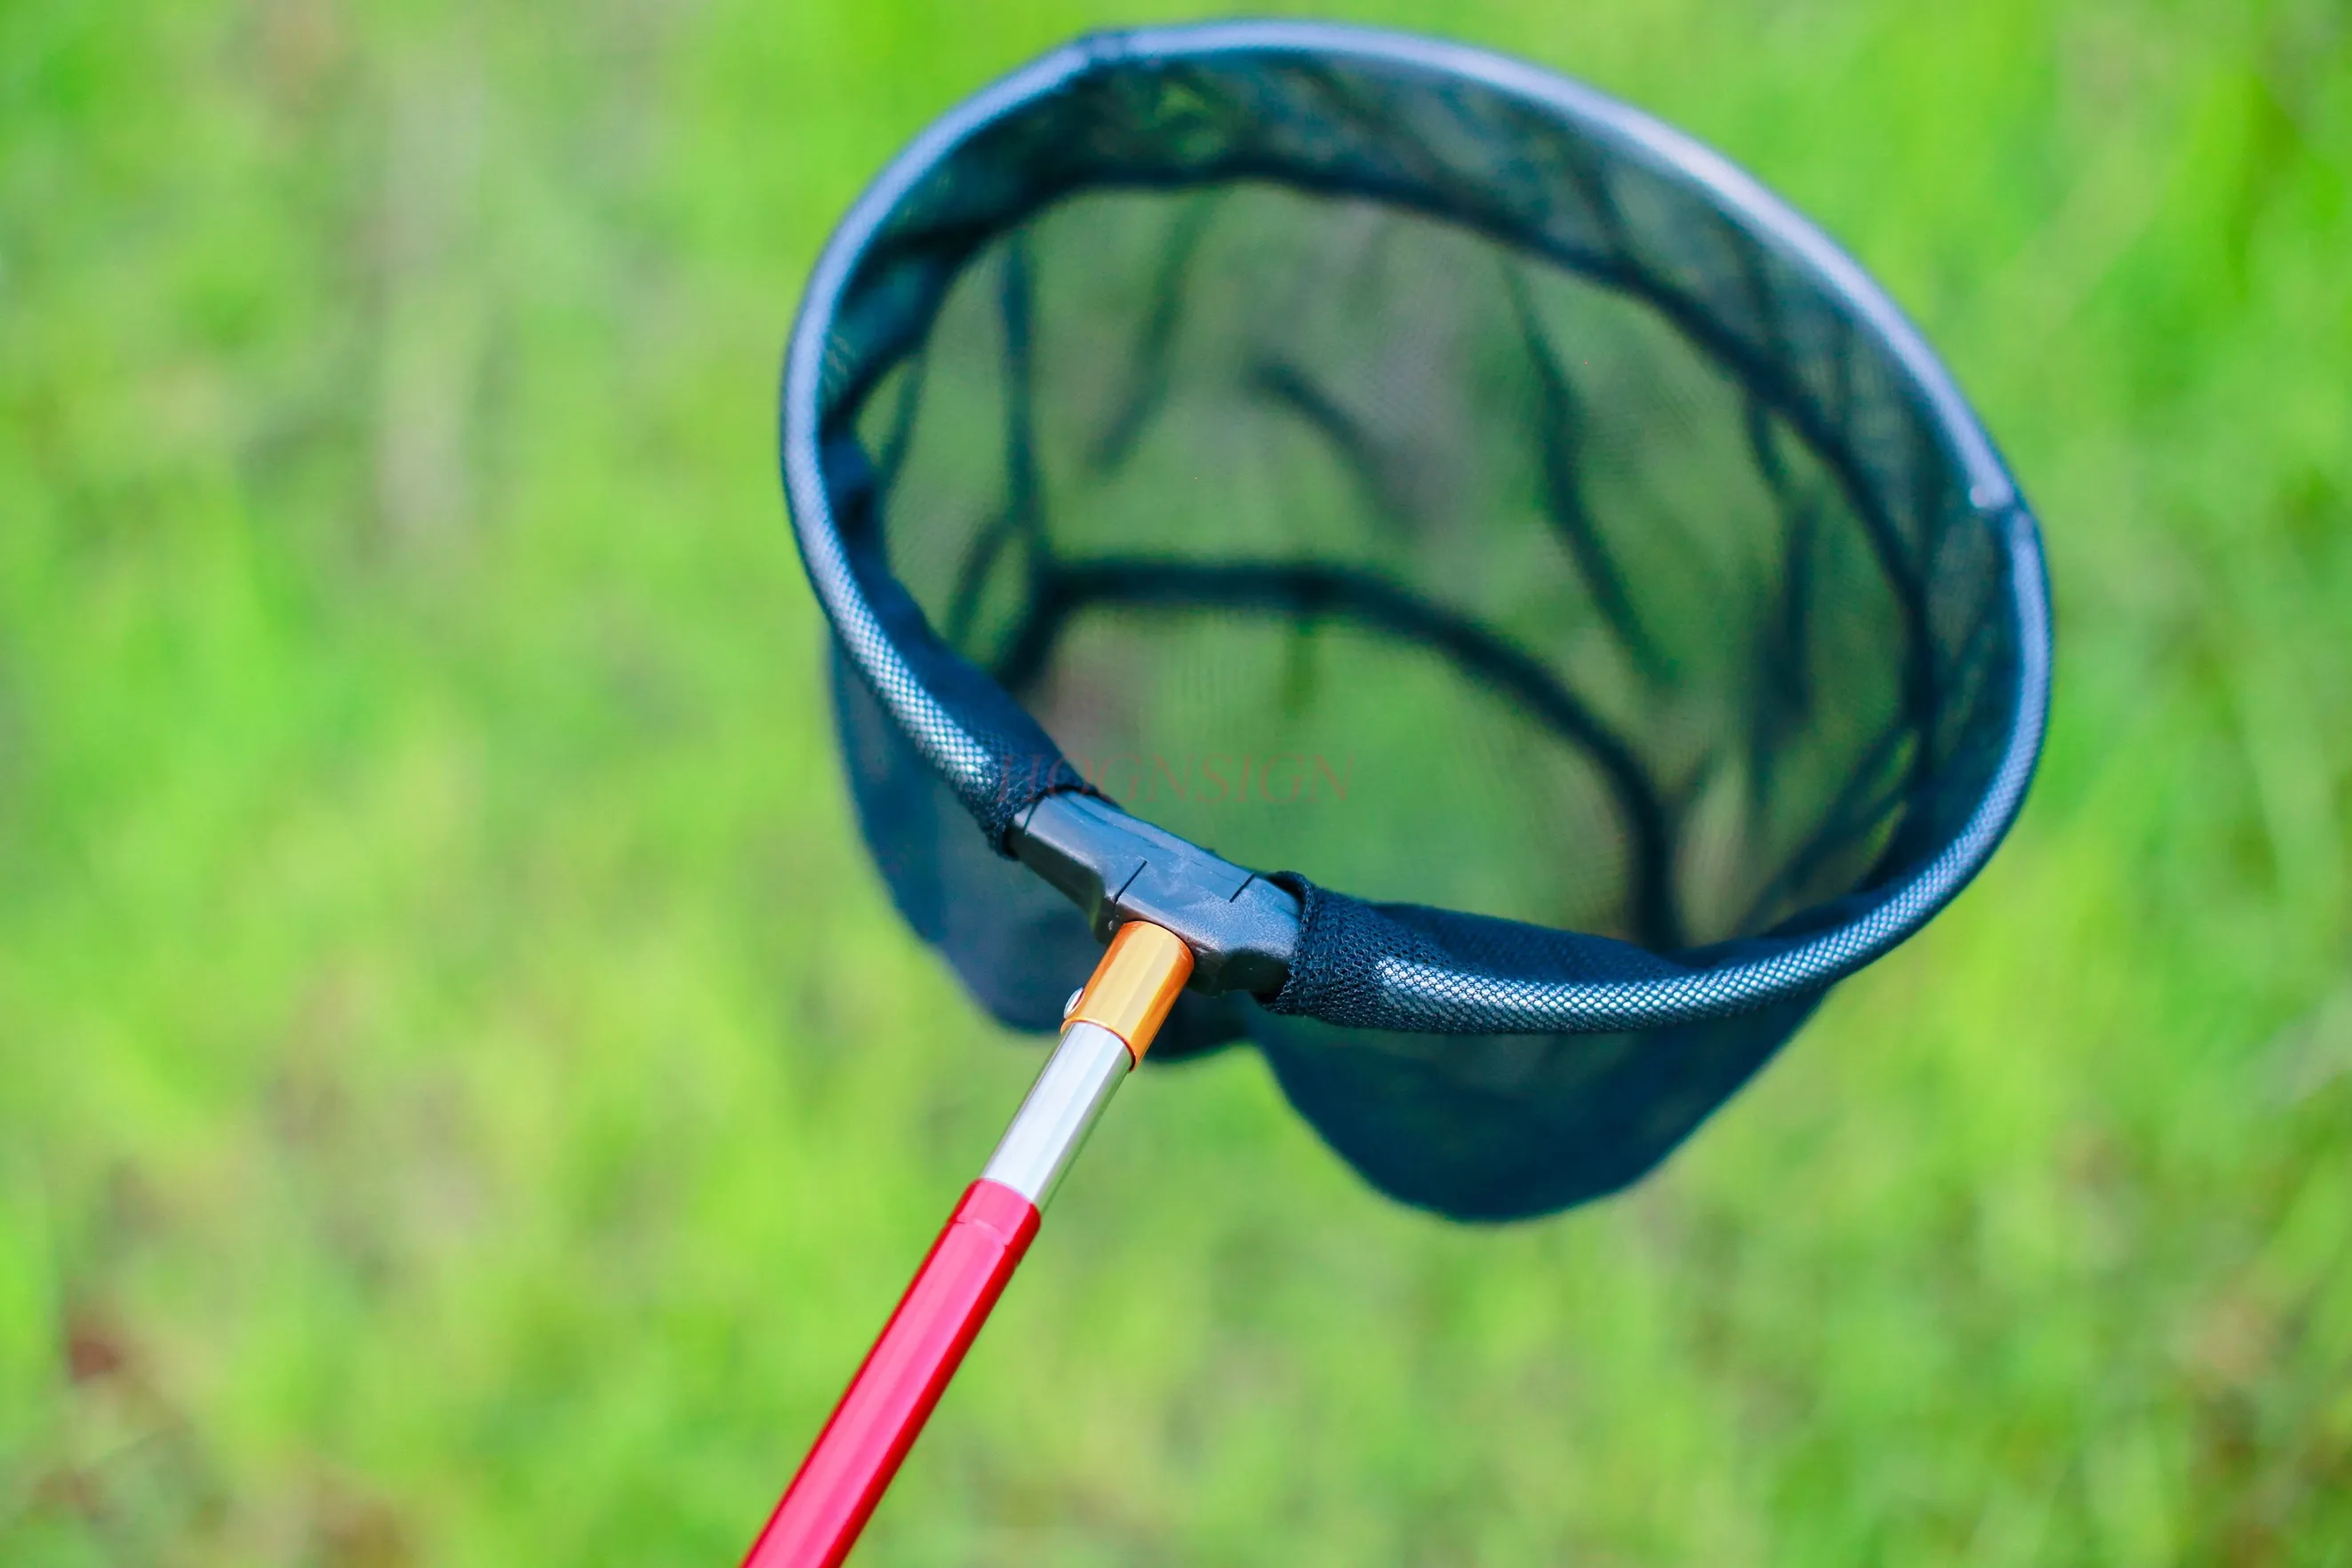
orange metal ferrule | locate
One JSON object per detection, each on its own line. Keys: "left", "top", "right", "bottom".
{"left": 1067, "top": 921, "right": 1194, "bottom": 1060}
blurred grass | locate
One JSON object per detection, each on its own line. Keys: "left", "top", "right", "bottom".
{"left": 2, "top": 0, "right": 2349, "bottom": 1562}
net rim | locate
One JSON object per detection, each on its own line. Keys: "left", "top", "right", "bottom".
{"left": 781, "top": 19, "right": 2053, "bottom": 1031}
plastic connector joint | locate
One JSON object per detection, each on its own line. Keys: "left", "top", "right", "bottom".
{"left": 1009, "top": 792, "right": 1300, "bottom": 997}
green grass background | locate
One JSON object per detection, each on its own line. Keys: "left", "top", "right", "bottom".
{"left": 4, "top": 0, "right": 2349, "bottom": 1562}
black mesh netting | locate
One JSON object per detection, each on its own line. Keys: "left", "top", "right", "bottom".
{"left": 789, "top": 24, "right": 2050, "bottom": 1220}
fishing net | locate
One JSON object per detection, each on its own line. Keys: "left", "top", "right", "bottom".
{"left": 789, "top": 22, "right": 2050, "bottom": 1221}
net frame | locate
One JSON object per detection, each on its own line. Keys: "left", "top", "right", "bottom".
{"left": 781, "top": 20, "right": 2052, "bottom": 1215}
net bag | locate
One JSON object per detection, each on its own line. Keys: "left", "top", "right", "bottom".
{"left": 787, "top": 21, "right": 2052, "bottom": 1223}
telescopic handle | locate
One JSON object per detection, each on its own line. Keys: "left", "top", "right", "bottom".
{"left": 739, "top": 1180, "right": 1037, "bottom": 1568}
{"left": 740, "top": 923, "right": 1193, "bottom": 1568}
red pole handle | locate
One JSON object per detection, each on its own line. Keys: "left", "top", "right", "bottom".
{"left": 741, "top": 1179, "right": 1040, "bottom": 1568}
{"left": 740, "top": 924, "right": 1192, "bottom": 1566}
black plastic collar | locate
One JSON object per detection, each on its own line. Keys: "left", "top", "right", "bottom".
{"left": 1010, "top": 791, "right": 1299, "bottom": 998}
